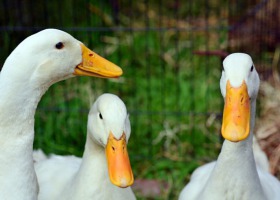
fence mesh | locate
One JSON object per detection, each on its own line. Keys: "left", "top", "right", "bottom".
{"left": 1, "top": 0, "right": 279, "bottom": 199}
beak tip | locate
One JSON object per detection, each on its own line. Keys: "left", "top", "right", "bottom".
{"left": 110, "top": 177, "right": 134, "bottom": 188}
{"left": 115, "top": 67, "right": 123, "bottom": 76}
{"left": 222, "top": 126, "right": 249, "bottom": 142}
{"left": 120, "top": 178, "right": 133, "bottom": 188}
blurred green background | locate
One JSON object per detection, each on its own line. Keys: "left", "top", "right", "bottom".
{"left": 0, "top": 0, "right": 278, "bottom": 199}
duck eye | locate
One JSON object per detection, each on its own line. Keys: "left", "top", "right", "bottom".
{"left": 250, "top": 65, "right": 254, "bottom": 72}
{"left": 55, "top": 42, "right": 64, "bottom": 49}
{"left": 99, "top": 113, "right": 103, "bottom": 119}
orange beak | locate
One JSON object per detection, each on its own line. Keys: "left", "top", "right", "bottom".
{"left": 105, "top": 132, "right": 134, "bottom": 188}
{"left": 74, "top": 44, "right": 123, "bottom": 78}
{"left": 221, "top": 80, "right": 250, "bottom": 142}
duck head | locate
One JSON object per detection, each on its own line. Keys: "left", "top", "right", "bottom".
{"left": 220, "top": 53, "right": 260, "bottom": 142}
{"left": 87, "top": 93, "right": 134, "bottom": 188}
{"left": 2, "top": 29, "right": 122, "bottom": 87}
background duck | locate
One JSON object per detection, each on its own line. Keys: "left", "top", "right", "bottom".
{"left": 179, "top": 53, "right": 280, "bottom": 200}
{"left": 34, "top": 93, "right": 136, "bottom": 200}
{"left": 0, "top": 29, "right": 122, "bottom": 200}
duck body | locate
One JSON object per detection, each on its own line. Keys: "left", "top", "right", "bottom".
{"left": 180, "top": 135, "right": 280, "bottom": 200}
{"left": 35, "top": 143, "right": 135, "bottom": 200}
{"left": 0, "top": 29, "right": 122, "bottom": 200}
{"left": 179, "top": 53, "right": 280, "bottom": 200}
{"left": 35, "top": 94, "right": 136, "bottom": 200}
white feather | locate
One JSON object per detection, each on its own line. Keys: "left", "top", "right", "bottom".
{"left": 179, "top": 53, "right": 280, "bottom": 200}
{"left": 0, "top": 29, "right": 121, "bottom": 200}
{"left": 35, "top": 94, "right": 136, "bottom": 200}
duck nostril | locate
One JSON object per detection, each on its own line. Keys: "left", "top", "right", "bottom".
{"left": 89, "top": 53, "right": 93, "bottom": 57}
{"left": 112, "top": 146, "right": 115, "bottom": 151}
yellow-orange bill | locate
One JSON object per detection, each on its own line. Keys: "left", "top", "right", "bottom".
{"left": 221, "top": 80, "right": 250, "bottom": 142}
{"left": 74, "top": 44, "right": 123, "bottom": 78}
{"left": 105, "top": 132, "right": 134, "bottom": 188}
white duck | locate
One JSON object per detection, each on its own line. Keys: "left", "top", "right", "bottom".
{"left": 34, "top": 93, "right": 136, "bottom": 200}
{"left": 0, "top": 29, "right": 123, "bottom": 200}
{"left": 179, "top": 53, "right": 280, "bottom": 200}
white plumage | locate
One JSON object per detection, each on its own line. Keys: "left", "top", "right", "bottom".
{"left": 34, "top": 94, "right": 136, "bottom": 200}
{"left": 179, "top": 53, "right": 280, "bottom": 200}
{"left": 0, "top": 29, "right": 122, "bottom": 200}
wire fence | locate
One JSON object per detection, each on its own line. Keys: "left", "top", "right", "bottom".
{"left": 1, "top": 0, "right": 279, "bottom": 198}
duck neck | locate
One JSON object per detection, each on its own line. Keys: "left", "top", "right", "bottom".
{"left": 65, "top": 134, "right": 111, "bottom": 199}
{"left": 0, "top": 71, "right": 49, "bottom": 200}
{"left": 0, "top": 76, "right": 48, "bottom": 126}
{"left": 200, "top": 99, "right": 267, "bottom": 200}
